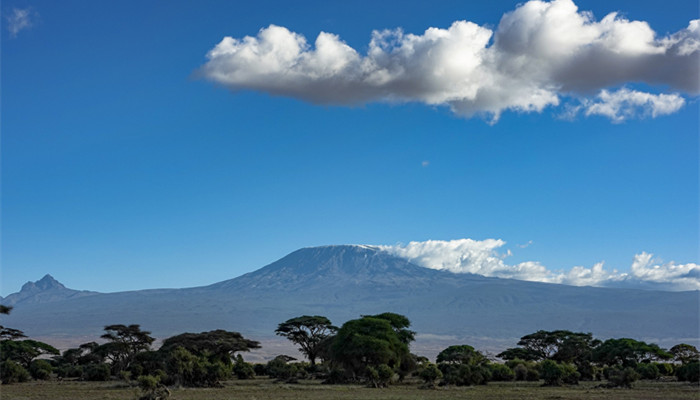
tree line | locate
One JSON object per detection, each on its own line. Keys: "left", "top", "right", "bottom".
{"left": 1, "top": 306, "right": 698, "bottom": 395}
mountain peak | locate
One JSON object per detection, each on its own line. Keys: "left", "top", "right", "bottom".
{"left": 21, "top": 274, "right": 66, "bottom": 292}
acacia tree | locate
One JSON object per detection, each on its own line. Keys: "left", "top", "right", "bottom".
{"left": 98, "top": 324, "right": 154, "bottom": 374}
{"left": 670, "top": 344, "right": 700, "bottom": 365}
{"left": 275, "top": 315, "right": 337, "bottom": 366}
{"left": 593, "top": 338, "right": 671, "bottom": 368}
{"left": 437, "top": 345, "right": 488, "bottom": 365}
{"left": 159, "top": 329, "right": 261, "bottom": 365}
{"left": 498, "top": 330, "right": 599, "bottom": 364}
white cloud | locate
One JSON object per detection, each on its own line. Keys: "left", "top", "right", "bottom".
{"left": 580, "top": 88, "right": 686, "bottom": 123}
{"left": 377, "top": 239, "right": 700, "bottom": 291}
{"left": 6, "top": 8, "right": 35, "bottom": 38}
{"left": 198, "top": 0, "right": 697, "bottom": 122}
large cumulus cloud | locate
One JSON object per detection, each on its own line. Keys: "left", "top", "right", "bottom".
{"left": 378, "top": 239, "right": 700, "bottom": 291}
{"left": 198, "top": 0, "right": 698, "bottom": 122}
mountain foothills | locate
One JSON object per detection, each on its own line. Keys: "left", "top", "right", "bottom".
{"left": 1, "top": 245, "right": 698, "bottom": 358}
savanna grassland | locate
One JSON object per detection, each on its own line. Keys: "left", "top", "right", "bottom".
{"left": 2, "top": 378, "right": 699, "bottom": 400}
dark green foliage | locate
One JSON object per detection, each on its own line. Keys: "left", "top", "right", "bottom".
{"left": 233, "top": 355, "right": 255, "bottom": 379}
{"left": 266, "top": 355, "right": 299, "bottom": 382}
{"left": 323, "top": 367, "right": 347, "bottom": 384}
{"left": 676, "top": 361, "right": 700, "bottom": 382}
{"left": 137, "top": 375, "right": 170, "bottom": 400}
{"left": 275, "top": 315, "right": 337, "bottom": 366}
{"left": 0, "top": 339, "right": 59, "bottom": 368}
{"left": 1, "top": 360, "right": 30, "bottom": 384}
{"left": 437, "top": 345, "right": 487, "bottom": 365}
{"left": 593, "top": 338, "right": 671, "bottom": 368}
{"left": 83, "top": 363, "right": 111, "bottom": 381}
{"left": 29, "top": 359, "right": 53, "bottom": 380}
{"left": 159, "top": 330, "right": 260, "bottom": 366}
{"left": 669, "top": 344, "right": 700, "bottom": 365}
{"left": 366, "top": 364, "right": 393, "bottom": 388}
{"left": 635, "top": 362, "right": 659, "bottom": 380}
{"left": 605, "top": 367, "right": 640, "bottom": 388}
{"left": 130, "top": 350, "right": 164, "bottom": 378}
{"left": 653, "top": 362, "right": 674, "bottom": 376}
{"left": 488, "top": 363, "right": 515, "bottom": 381}
{"left": 499, "top": 330, "right": 600, "bottom": 382}
{"left": 439, "top": 363, "right": 491, "bottom": 386}
{"left": 57, "top": 365, "right": 83, "bottom": 379}
{"left": 539, "top": 360, "right": 579, "bottom": 386}
{"left": 0, "top": 305, "right": 12, "bottom": 314}
{"left": 331, "top": 314, "right": 412, "bottom": 379}
{"left": 98, "top": 324, "right": 154, "bottom": 374}
{"left": 507, "top": 359, "right": 539, "bottom": 381}
{"left": 418, "top": 363, "right": 442, "bottom": 388}
{"left": 252, "top": 363, "right": 267, "bottom": 376}
{"left": 365, "top": 313, "right": 415, "bottom": 345}
{"left": 163, "top": 346, "right": 229, "bottom": 387}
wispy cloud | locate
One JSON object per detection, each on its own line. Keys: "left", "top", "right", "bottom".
{"left": 198, "top": 0, "right": 698, "bottom": 122}
{"left": 377, "top": 239, "right": 700, "bottom": 291}
{"left": 6, "top": 7, "right": 35, "bottom": 38}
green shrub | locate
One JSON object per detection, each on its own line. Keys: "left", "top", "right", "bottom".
{"left": 266, "top": 357, "right": 297, "bottom": 381}
{"left": 137, "top": 374, "right": 170, "bottom": 400}
{"left": 540, "top": 360, "right": 579, "bottom": 386}
{"left": 654, "top": 363, "right": 674, "bottom": 376}
{"left": 323, "top": 367, "right": 347, "bottom": 384}
{"left": 489, "top": 363, "right": 514, "bottom": 381}
{"left": 29, "top": 359, "right": 53, "bottom": 380}
{"left": 57, "top": 365, "right": 83, "bottom": 379}
{"left": 606, "top": 367, "right": 640, "bottom": 388}
{"left": 418, "top": 363, "right": 442, "bottom": 388}
{"left": 676, "top": 362, "right": 700, "bottom": 382}
{"left": 508, "top": 359, "right": 539, "bottom": 381}
{"left": 83, "top": 363, "right": 111, "bottom": 381}
{"left": 252, "top": 363, "right": 267, "bottom": 376}
{"left": 1, "top": 360, "right": 30, "bottom": 384}
{"left": 635, "top": 363, "right": 660, "bottom": 380}
{"left": 440, "top": 363, "right": 491, "bottom": 386}
{"left": 233, "top": 355, "right": 255, "bottom": 379}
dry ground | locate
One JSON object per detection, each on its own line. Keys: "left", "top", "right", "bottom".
{"left": 1, "top": 378, "right": 698, "bottom": 400}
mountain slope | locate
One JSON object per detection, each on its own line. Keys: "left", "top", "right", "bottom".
{"left": 1, "top": 246, "right": 697, "bottom": 357}
{"left": 0, "top": 274, "right": 99, "bottom": 306}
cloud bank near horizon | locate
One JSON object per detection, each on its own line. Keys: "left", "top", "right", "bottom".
{"left": 198, "top": 0, "right": 698, "bottom": 122}
{"left": 377, "top": 239, "right": 700, "bottom": 291}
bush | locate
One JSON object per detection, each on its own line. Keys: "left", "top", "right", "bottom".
{"left": 540, "top": 360, "right": 579, "bottom": 386}
{"left": 138, "top": 375, "right": 170, "bottom": 400}
{"left": 266, "top": 356, "right": 298, "bottom": 382}
{"left": 440, "top": 363, "right": 491, "bottom": 386}
{"left": 164, "top": 346, "right": 229, "bottom": 387}
{"left": 29, "top": 359, "right": 53, "bottom": 380}
{"left": 635, "top": 363, "right": 660, "bottom": 380}
{"left": 489, "top": 363, "right": 514, "bottom": 381}
{"left": 654, "top": 363, "right": 674, "bottom": 376}
{"left": 576, "top": 362, "right": 599, "bottom": 381}
{"left": 323, "top": 367, "right": 347, "bottom": 384}
{"left": 418, "top": 363, "right": 442, "bottom": 388}
{"left": 57, "top": 365, "right": 83, "bottom": 379}
{"left": 606, "top": 367, "right": 640, "bottom": 388}
{"left": 1, "top": 360, "right": 30, "bottom": 384}
{"left": 252, "top": 363, "right": 267, "bottom": 376}
{"left": 508, "top": 359, "right": 539, "bottom": 381}
{"left": 676, "top": 362, "right": 700, "bottom": 383}
{"left": 83, "top": 363, "right": 111, "bottom": 381}
{"left": 233, "top": 355, "right": 255, "bottom": 379}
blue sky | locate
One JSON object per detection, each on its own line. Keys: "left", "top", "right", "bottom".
{"left": 1, "top": 0, "right": 698, "bottom": 295}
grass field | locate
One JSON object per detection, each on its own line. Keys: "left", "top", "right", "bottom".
{"left": 2, "top": 378, "right": 699, "bottom": 400}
